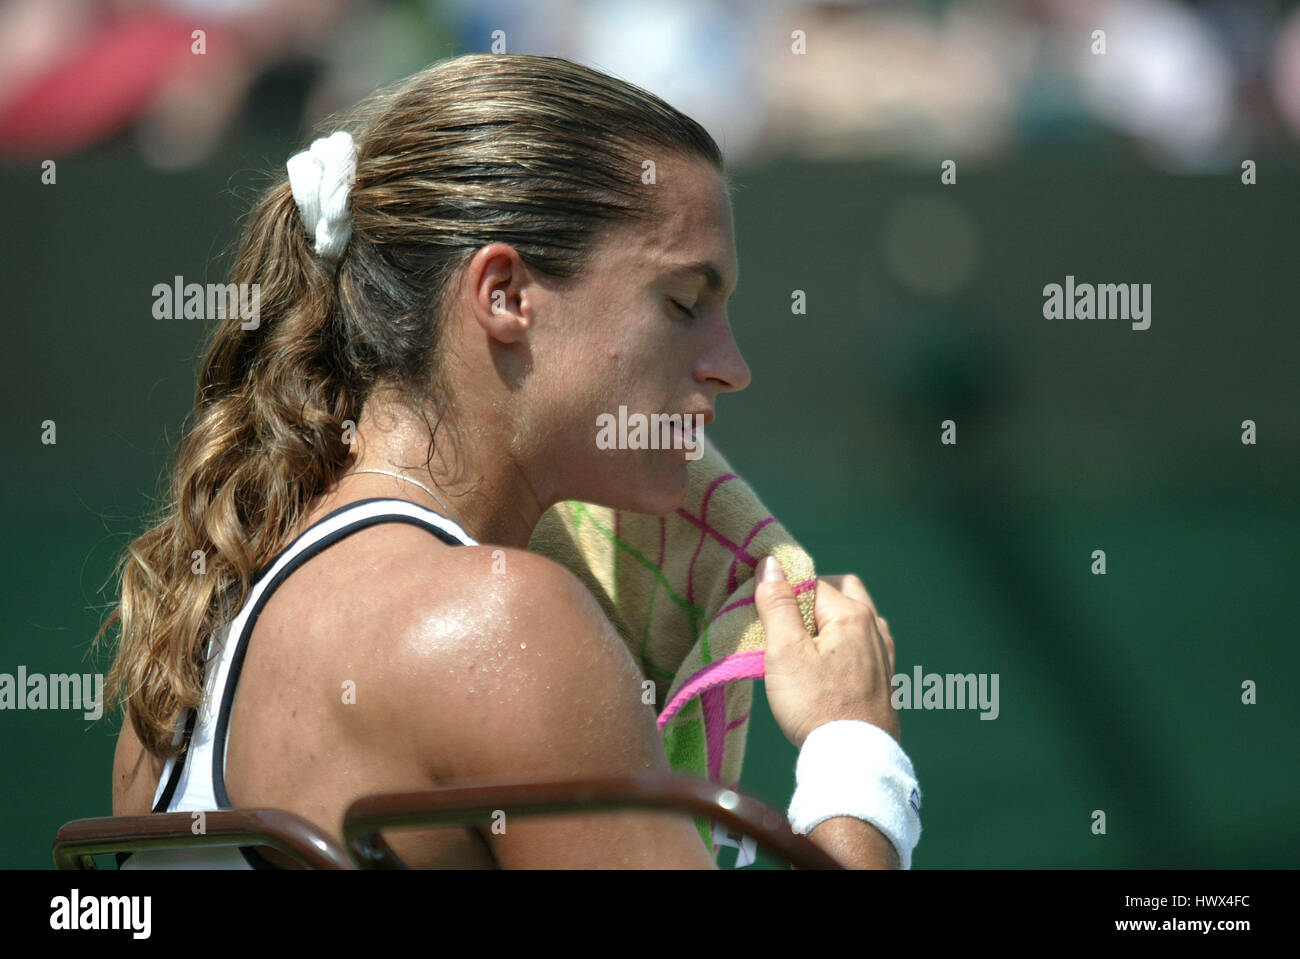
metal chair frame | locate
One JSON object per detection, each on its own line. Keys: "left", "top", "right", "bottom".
{"left": 53, "top": 774, "right": 841, "bottom": 870}
{"left": 52, "top": 807, "right": 355, "bottom": 869}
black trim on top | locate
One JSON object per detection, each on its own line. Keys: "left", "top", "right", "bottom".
{"left": 211, "top": 503, "right": 470, "bottom": 868}
{"left": 150, "top": 708, "right": 198, "bottom": 814}
{"left": 251, "top": 498, "right": 472, "bottom": 582}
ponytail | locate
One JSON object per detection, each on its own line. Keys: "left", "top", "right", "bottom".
{"left": 96, "top": 180, "right": 358, "bottom": 759}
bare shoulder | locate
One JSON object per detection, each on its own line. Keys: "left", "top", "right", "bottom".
{"left": 377, "top": 541, "right": 718, "bottom": 867}
{"left": 376, "top": 541, "right": 664, "bottom": 784}
{"left": 112, "top": 525, "right": 654, "bottom": 811}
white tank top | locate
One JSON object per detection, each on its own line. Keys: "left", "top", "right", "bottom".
{"left": 120, "top": 498, "right": 477, "bottom": 869}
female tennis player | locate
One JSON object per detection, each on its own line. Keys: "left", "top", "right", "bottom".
{"left": 99, "top": 54, "right": 920, "bottom": 869}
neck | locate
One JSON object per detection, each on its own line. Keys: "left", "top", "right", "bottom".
{"left": 346, "top": 389, "right": 545, "bottom": 549}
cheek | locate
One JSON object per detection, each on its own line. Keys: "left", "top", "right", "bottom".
{"left": 542, "top": 305, "right": 671, "bottom": 436}
{"left": 592, "top": 348, "right": 643, "bottom": 406}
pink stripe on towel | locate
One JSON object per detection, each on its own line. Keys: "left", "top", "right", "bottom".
{"left": 657, "top": 650, "right": 767, "bottom": 732}
{"left": 702, "top": 686, "right": 727, "bottom": 782}
{"left": 727, "top": 517, "right": 776, "bottom": 594}
{"left": 712, "top": 577, "right": 816, "bottom": 623}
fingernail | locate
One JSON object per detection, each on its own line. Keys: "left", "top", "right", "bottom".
{"left": 759, "top": 556, "right": 783, "bottom": 583}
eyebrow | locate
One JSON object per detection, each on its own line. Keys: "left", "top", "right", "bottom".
{"left": 665, "top": 260, "right": 739, "bottom": 299}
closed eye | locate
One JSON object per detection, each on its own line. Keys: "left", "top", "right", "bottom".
{"left": 670, "top": 299, "right": 697, "bottom": 320}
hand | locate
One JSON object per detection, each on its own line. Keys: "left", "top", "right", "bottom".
{"left": 755, "top": 558, "right": 900, "bottom": 751}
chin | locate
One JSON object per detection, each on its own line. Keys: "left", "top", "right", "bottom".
{"left": 583, "top": 453, "right": 690, "bottom": 516}
{"left": 636, "top": 474, "right": 691, "bottom": 515}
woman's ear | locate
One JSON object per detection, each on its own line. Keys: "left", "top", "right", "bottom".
{"left": 465, "top": 242, "right": 533, "bottom": 344}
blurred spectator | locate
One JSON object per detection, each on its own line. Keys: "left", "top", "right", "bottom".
{"left": 1, "top": 0, "right": 1295, "bottom": 170}
{"left": 0, "top": 0, "right": 354, "bottom": 167}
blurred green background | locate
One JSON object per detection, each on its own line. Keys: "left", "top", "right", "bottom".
{"left": 3, "top": 122, "right": 1297, "bottom": 870}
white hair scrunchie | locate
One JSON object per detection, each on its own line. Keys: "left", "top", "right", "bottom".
{"left": 286, "top": 131, "right": 357, "bottom": 263}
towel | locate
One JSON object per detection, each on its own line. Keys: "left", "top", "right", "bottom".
{"left": 527, "top": 434, "right": 818, "bottom": 862}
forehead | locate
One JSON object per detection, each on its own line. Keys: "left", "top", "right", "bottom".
{"left": 604, "top": 154, "right": 738, "bottom": 292}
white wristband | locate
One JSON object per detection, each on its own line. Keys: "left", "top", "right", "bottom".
{"left": 786, "top": 720, "right": 922, "bottom": 869}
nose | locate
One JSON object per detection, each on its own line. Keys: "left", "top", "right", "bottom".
{"left": 697, "top": 315, "right": 751, "bottom": 394}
